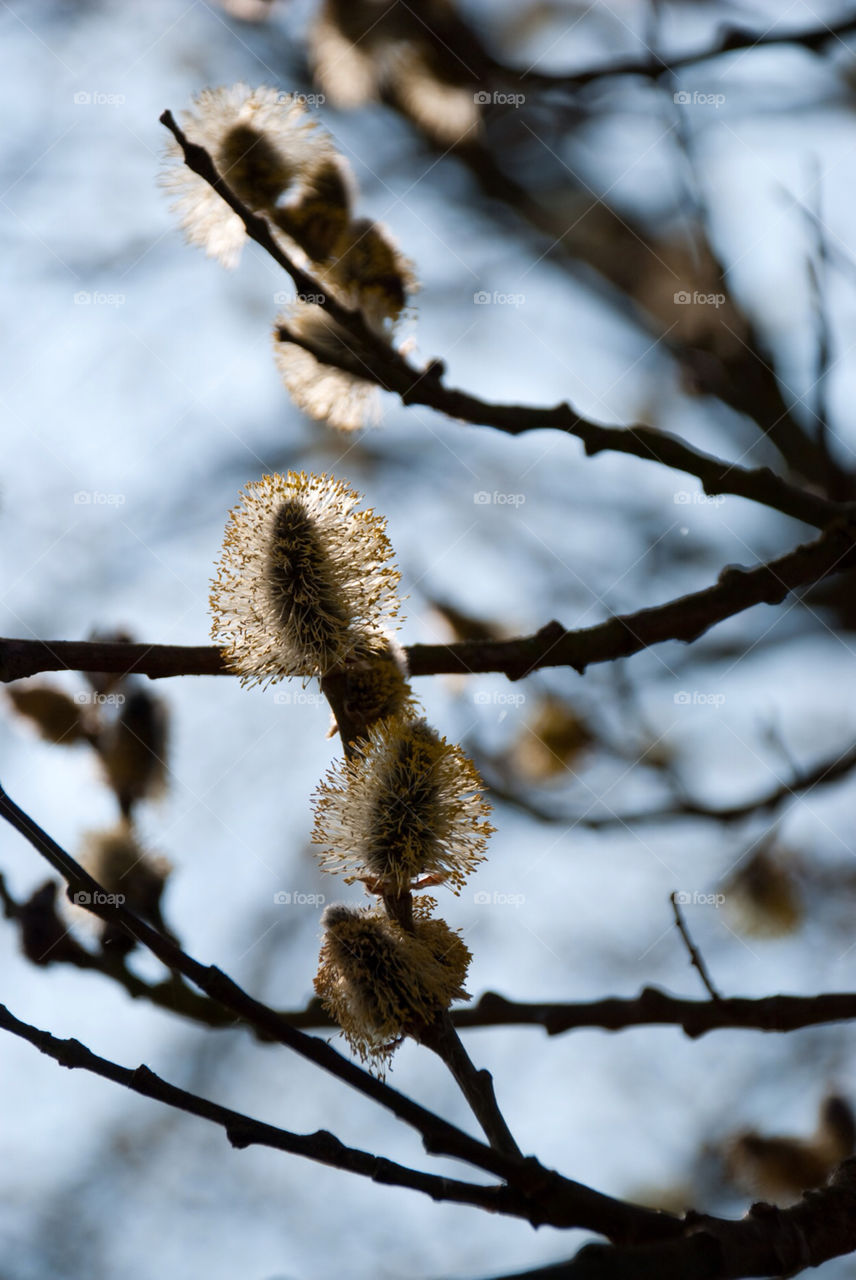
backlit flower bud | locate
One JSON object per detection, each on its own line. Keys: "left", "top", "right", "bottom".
{"left": 162, "top": 85, "right": 331, "bottom": 268}
{"left": 314, "top": 901, "right": 470, "bottom": 1069}
{"left": 210, "top": 472, "right": 401, "bottom": 683}
{"left": 313, "top": 717, "right": 493, "bottom": 893}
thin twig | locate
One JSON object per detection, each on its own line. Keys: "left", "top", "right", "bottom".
{"left": 669, "top": 892, "right": 721, "bottom": 1001}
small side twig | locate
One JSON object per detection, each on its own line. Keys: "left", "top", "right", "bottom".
{"left": 669, "top": 892, "right": 721, "bottom": 1001}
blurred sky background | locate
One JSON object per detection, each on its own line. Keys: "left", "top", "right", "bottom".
{"left": 3, "top": 1, "right": 856, "bottom": 1277}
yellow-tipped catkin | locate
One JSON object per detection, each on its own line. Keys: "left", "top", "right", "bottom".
{"left": 161, "top": 85, "right": 332, "bottom": 268}
{"left": 312, "top": 717, "right": 493, "bottom": 893}
{"left": 315, "top": 902, "right": 471, "bottom": 1069}
{"left": 210, "top": 472, "right": 402, "bottom": 684}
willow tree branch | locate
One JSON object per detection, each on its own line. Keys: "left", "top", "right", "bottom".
{"left": 161, "top": 102, "right": 843, "bottom": 528}
{"left": 504, "top": 14, "right": 856, "bottom": 93}
{"left": 9, "top": 890, "right": 856, "bottom": 1042}
{"left": 483, "top": 1159, "right": 856, "bottom": 1279}
{"left": 556, "top": 737, "right": 856, "bottom": 829}
{"left": 0, "top": 1001, "right": 527, "bottom": 1219}
{"left": 452, "top": 987, "right": 856, "bottom": 1038}
{"left": 0, "top": 779, "right": 681, "bottom": 1243}
{"left": 5, "top": 518, "right": 856, "bottom": 689}
{"left": 418, "top": 1012, "right": 523, "bottom": 1160}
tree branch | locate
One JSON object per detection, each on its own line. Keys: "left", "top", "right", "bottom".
{"left": 505, "top": 15, "right": 856, "bottom": 94}
{"left": 482, "top": 1159, "right": 856, "bottom": 1279}
{"left": 0, "top": 779, "right": 680, "bottom": 1244}
{"left": 0, "top": 1000, "right": 524, "bottom": 1218}
{"left": 5, "top": 516, "right": 856, "bottom": 690}
{"left": 162, "top": 101, "right": 845, "bottom": 527}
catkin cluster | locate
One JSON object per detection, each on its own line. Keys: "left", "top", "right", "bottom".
{"left": 163, "top": 84, "right": 416, "bottom": 429}
{"left": 211, "top": 471, "right": 492, "bottom": 1070}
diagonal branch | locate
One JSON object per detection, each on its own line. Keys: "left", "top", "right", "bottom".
{"left": 0, "top": 1000, "right": 523, "bottom": 1218}
{"left": 0, "top": 778, "right": 680, "bottom": 1244}
{"left": 482, "top": 1157, "right": 856, "bottom": 1279}
{"left": 161, "top": 104, "right": 843, "bottom": 528}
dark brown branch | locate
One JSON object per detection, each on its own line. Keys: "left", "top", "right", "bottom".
{"left": 560, "top": 738, "right": 856, "bottom": 829}
{"left": 483, "top": 1159, "right": 856, "bottom": 1279}
{"left": 669, "top": 893, "right": 721, "bottom": 1001}
{"left": 0, "top": 779, "right": 680, "bottom": 1244}
{"left": 418, "top": 1012, "right": 522, "bottom": 1160}
{"left": 162, "top": 102, "right": 844, "bottom": 528}
{"left": 504, "top": 15, "right": 856, "bottom": 93}
{"left": 4, "top": 518, "right": 856, "bottom": 689}
{"left": 452, "top": 987, "right": 856, "bottom": 1038}
{"left": 0, "top": 1001, "right": 521, "bottom": 1218}
{"left": 10, "top": 896, "right": 856, "bottom": 1041}
{"left": 275, "top": 329, "right": 844, "bottom": 530}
